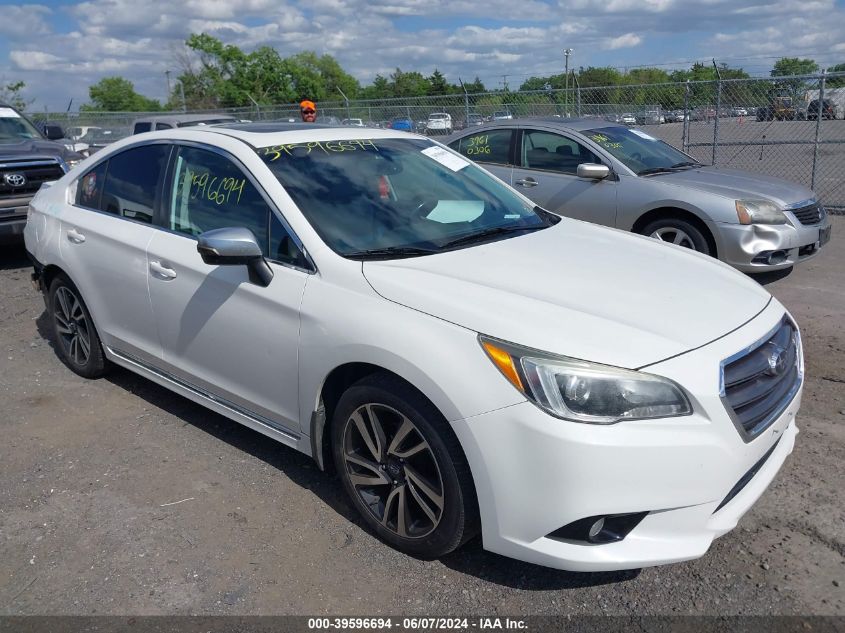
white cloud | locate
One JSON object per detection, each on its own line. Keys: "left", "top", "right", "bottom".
{"left": 606, "top": 33, "right": 642, "bottom": 50}
{"left": 2, "top": 0, "right": 844, "bottom": 109}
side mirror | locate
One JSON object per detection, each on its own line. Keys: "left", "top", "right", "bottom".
{"left": 43, "top": 124, "right": 65, "bottom": 141}
{"left": 197, "top": 227, "right": 274, "bottom": 287}
{"left": 577, "top": 163, "right": 611, "bottom": 180}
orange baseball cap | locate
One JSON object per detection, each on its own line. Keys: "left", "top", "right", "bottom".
{"left": 300, "top": 100, "right": 316, "bottom": 111}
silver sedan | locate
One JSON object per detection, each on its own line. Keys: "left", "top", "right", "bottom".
{"left": 445, "top": 119, "right": 832, "bottom": 271}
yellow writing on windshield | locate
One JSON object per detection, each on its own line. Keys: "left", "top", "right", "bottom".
{"left": 262, "top": 139, "right": 379, "bottom": 161}
{"left": 590, "top": 133, "right": 621, "bottom": 149}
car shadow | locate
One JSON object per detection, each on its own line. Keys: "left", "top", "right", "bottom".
{"left": 0, "top": 244, "right": 30, "bottom": 271}
{"left": 747, "top": 266, "right": 793, "bottom": 286}
{"left": 34, "top": 309, "right": 641, "bottom": 590}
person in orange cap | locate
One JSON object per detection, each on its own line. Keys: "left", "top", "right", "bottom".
{"left": 300, "top": 100, "right": 317, "bottom": 122}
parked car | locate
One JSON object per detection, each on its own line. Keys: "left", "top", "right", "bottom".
{"left": 425, "top": 113, "right": 452, "bottom": 135}
{"left": 25, "top": 122, "right": 802, "bottom": 571}
{"left": 446, "top": 118, "right": 831, "bottom": 272}
{"left": 492, "top": 110, "right": 513, "bottom": 120}
{"left": 636, "top": 110, "right": 664, "bottom": 125}
{"left": 729, "top": 107, "right": 748, "bottom": 117}
{"left": 0, "top": 103, "right": 84, "bottom": 244}
{"left": 663, "top": 110, "right": 687, "bottom": 123}
{"left": 619, "top": 113, "right": 636, "bottom": 125}
{"left": 342, "top": 118, "right": 365, "bottom": 127}
{"left": 131, "top": 114, "right": 238, "bottom": 134}
{"left": 387, "top": 118, "right": 414, "bottom": 132}
{"left": 465, "top": 112, "right": 485, "bottom": 127}
{"left": 76, "top": 127, "right": 129, "bottom": 154}
{"left": 806, "top": 99, "right": 837, "bottom": 120}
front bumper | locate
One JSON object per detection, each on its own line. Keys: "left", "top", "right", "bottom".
{"left": 712, "top": 213, "right": 832, "bottom": 272}
{"left": 0, "top": 212, "right": 27, "bottom": 245}
{"left": 452, "top": 301, "right": 799, "bottom": 571}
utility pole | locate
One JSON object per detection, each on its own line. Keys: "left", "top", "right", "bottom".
{"left": 165, "top": 70, "right": 171, "bottom": 101}
{"left": 564, "top": 48, "right": 573, "bottom": 115}
{"left": 501, "top": 75, "right": 509, "bottom": 91}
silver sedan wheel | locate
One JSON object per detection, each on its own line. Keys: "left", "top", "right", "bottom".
{"left": 650, "top": 226, "right": 697, "bottom": 249}
{"left": 342, "top": 403, "right": 445, "bottom": 539}
{"left": 54, "top": 286, "right": 91, "bottom": 366}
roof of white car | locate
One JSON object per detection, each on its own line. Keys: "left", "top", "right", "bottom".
{"left": 194, "top": 122, "right": 425, "bottom": 147}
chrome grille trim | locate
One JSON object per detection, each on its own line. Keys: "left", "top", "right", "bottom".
{"left": 789, "top": 203, "right": 823, "bottom": 226}
{"left": 719, "top": 317, "right": 803, "bottom": 443}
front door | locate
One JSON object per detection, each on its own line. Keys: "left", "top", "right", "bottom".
{"left": 512, "top": 128, "right": 618, "bottom": 227}
{"left": 146, "top": 144, "right": 309, "bottom": 433}
{"left": 448, "top": 128, "right": 515, "bottom": 185}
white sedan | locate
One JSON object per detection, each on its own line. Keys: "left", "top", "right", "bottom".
{"left": 24, "top": 123, "right": 802, "bottom": 571}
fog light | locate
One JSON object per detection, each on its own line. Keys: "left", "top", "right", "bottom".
{"left": 767, "top": 250, "right": 788, "bottom": 265}
{"left": 588, "top": 518, "right": 605, "bottom": 540}
{"left": 547, "top": 512, "right": 648, "bottom": 545}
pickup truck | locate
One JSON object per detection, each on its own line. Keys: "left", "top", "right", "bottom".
{"left": 0, "top": 104, "right": 84, "bottom": 244}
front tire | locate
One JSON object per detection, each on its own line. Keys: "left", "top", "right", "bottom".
{"left": 641, "top": 217, "right": 712, "bottom": 255}
{"left": 331, "top": 373, "right": 478, "bottom": 559}
{"left": 48, "top": 274, "right": 107, "bottom": 378}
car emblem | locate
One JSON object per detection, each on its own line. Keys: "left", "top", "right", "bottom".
{"left": 3, "top": 173, "right": 26, "bottom": 187}
{"left": 765, "top": 345, "right": 788, "bottom": 377}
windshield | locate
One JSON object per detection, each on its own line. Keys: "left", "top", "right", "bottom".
{"left": 584, "top": 126, "right": 699, "bottom": 175}
{"left": 0, "top": 107, "right": 43, "bottom": 144}
{"left": 429, "top": 114, "right": 449, "bottom": 120}
{"left": 258, "top": 137, "right": 549, "bottom": 258}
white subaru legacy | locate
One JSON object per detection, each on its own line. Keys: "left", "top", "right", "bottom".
{"left": 24, "top": 124, "right": 802, "bottom": 571}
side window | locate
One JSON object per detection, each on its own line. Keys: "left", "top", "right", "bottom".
{"left": 155, "top": 122, "right": 173, "bottom": 130}
{"left": 169, "top": 146, "right": 302, "bottom": 263}
{"left": 449, "top": 129, "right": 512, "bottom": 165}
{"left": 76, "top": 161, "right": 108, "bottom": 210}
{"left": 521, "top": 130, "right": 601, "bottom": 175}
{"left": 100, "top": 144, "right": 170, "bottom": 223}
{"left": 133, "top": 122, "right": 151, "bottom": 134}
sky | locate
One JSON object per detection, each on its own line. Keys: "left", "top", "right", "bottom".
{"left": 1, "top": 0, "right": 844, "bottom": 111}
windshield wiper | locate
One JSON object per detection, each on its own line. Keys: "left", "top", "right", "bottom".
{"left": 638, "top": 162, "right": 701, "bottom": 176}
{"left": 439, "top": 224, "right": 543, "bottom": 250}
{"left": 344, "top": 246, "right": 438, "bottom": 260}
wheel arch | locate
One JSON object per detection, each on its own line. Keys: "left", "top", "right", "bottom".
{"left": 631, "top": 206, "right": 718, "bottom": 258}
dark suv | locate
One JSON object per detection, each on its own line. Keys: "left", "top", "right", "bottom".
{"left": 0, "top": 104, "right": 84, "bottom": 244}
{"left": 807, "top": 99, "right": 837, "bottom": 121}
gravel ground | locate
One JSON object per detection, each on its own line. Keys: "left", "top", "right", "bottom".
{"left": 0, "top": 220, "right": 843, "bottom": 616}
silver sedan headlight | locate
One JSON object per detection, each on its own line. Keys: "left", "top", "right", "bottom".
{"left": 480, "top": 336, "right": 692, "bottom": 424}
{"left": 735, "top": 199, "right": 787, "bottom": 225}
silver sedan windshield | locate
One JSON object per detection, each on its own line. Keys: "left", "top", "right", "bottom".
{"left": 583, "top": 127, "right": 699, "bottom": 175}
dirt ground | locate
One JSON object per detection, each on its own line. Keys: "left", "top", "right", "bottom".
{"left": 0, "top": 219, "right": 843, "bottom": 616}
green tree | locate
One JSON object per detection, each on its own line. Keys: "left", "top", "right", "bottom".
{"left": 826, "top": 63, "right": 845, "bottom": 88}
{"left": 0, "top": 80, "right": 31, "bottom": 111}
{"left": 82, "top": 77, "right": 161, "bottom": 112}
{"left": 771, "top": 57, "right": 819, "bottom": 77}
{"left": 427, "top": 69, "right": 451, "bottom": 96}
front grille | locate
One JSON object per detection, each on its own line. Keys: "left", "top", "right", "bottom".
{"left": 721, "top": 318, "right": 801, "bottom": 441}
{"left": 0, "top": 159, "right": 65, "bottom": 199}
{"left": 790, "top": 203, "right": 823, "bottom": 226}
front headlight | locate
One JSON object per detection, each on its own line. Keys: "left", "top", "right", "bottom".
{"left": 735, "top": 199, "right": 786, "bottom": 225}
{"left": 480, "top": 336, "right": 692, "bottom": 424}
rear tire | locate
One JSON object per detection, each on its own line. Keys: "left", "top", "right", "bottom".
{"left": 48, "top": 274, "right": 107, "bottom": 378}
{"left": 332, "top": 373, "right": 479, "bottom": 559}
{"left": 641, "top": 217, "right": 712, "bottom": 256}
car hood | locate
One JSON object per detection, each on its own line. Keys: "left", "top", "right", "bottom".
{"left": 363, "top": 220, "right": 771, "bottom": 369}
{"left": 0, "top": 138, "right": 75, "bottom": 160}
{"left": 657, "top": 166, "right": 816, "bottom": 207}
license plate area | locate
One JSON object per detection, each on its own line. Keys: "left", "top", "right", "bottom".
{"left": 819, "top": 225, "right": 832, "bottom": 247}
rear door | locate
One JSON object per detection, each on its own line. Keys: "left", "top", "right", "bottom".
{"left": 58, "top": 143, "right": 170, "bottom": 364}
{"left": 146, "top": 143, "right": 309, "bottom": 434}
{"left": 447, "top": 128, "right": 515, "bottom": 185}
{"left": 512, "top": 128, "right": 618, "bottom": 227}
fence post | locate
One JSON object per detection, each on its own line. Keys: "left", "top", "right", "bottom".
{"left": 337, "top": 87, "right": 351, "bottom": 121}
{"left": 459, "top": 78, "right": 469, "bottom": 126}
{"left": 712, "top": 61, "right": 722, "bottom": 165}
{"left": 811, "top": 70, "right": 826, "bottom": 191}
{"left": 683, "top": 80, "right": 690, "bottom": 153}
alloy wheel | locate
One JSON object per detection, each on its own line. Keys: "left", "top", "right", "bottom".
{"left": 54, "top": 286, "right": 92, "bottom": 366}
{"left": 650, "top": 226, "right": 696, "bottom": 249}
{"left": 342, "top": 403, "right": 445, "bottom": 539}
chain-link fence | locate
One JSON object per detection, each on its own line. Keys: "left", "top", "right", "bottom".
{"left": 29, "top": 72, "right": 845, "bottom": 210}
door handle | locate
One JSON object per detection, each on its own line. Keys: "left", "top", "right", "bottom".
{"left": 66, "top": 228, "right": 86, "bottom": 244}
{"left": 515, "top": 177, "right": 538, "bottom": 187}
{"left": 149, "top": 260, "right": 177, "bottom": 280}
